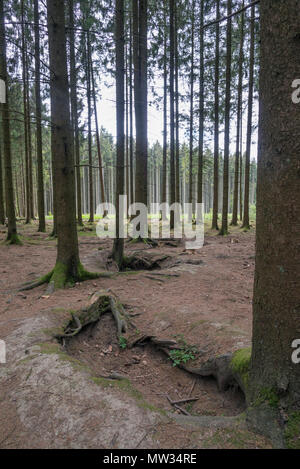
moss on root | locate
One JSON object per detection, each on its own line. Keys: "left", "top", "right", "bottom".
{"left": 6, "top": 233, "right": 22, "bottom": 245}
{"left": 230, "top": 347, "right": 251, "bottom": 390}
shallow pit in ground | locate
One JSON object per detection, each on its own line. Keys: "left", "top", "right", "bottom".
{"left": 65, "top": 313, "right": 246, "bottom": 417}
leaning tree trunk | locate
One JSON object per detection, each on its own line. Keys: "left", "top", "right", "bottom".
{"left": 46, "top": 0, "right": 97, "bottom": 289}
{"left": 220, "top": 0, "right": 232, "bottom": 236}
{"left": 0, "top": 0, "right": 20, "bottom": 244}
{"left": 34, "top": 0, "right": 46, "bottom": 232}
{"left": 112, "top": 0, "right": 125, "bottom": 269}
{"left": 211, "top": 0, "right": 220, "bottom": 230}
{"left": 247, "top": 0, "right": 300, "bottom": 449}
{"left": 242, "top": 3, "right": 255, "bottom": 230}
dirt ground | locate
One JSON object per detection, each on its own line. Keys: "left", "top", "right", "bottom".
{"left": 0, "top": 219, "right": 272, "bottom": 449}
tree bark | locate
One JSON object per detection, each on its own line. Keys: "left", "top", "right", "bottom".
{"left": 0, "top": 0, "right": 19, "bottom": 243}
{"left": 220, "top": 0, "right": 232, "bottom": 236}
{"left": 169, "top": 0, "right": 175, "bottom": 229}
{"left": 34, "top": 0, "right": 46, "bottom": 232}
{"left": 133, "top": 0, "right": 148, "bottom": 209}
{"left": 212, "top": 0, "right": 220, "bottom": 230}
{"left": 69, "top": 0, "right": 83, "bottom": 226}
{"left": 242, "top": 2, "right": 255, "bottom": 230}
{"left": 231, "top": 1, "right": 244, "bottom": 226}
{"left": 161, "top": 1, "right": 168, "bottom": 220}
{"left": 188, "top": 0, "right": 195, "bottom": 220}
{"left": 47, "top": 0, "right": 95, "bottom": 288}
{"left": 248, "top": 0, "right": 300, "bottom": 448}
{"left": 0, "top": 139, "right": 5, "bottom": 225}
{"left": 112, "top": 0, "right": 125, "bottom": 268}
{"left": 197, "top": 0, "right": 204, "bottom": 208}
{"left": 86, "top": 32, "right": 94, "bottom": 223}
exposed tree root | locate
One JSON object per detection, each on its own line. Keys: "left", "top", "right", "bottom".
{"left": 121, "top": 253, "right": 170, "bottom": 271}
{"left": 55, "top": 290, "right": 131, "bottom": 341}
{"left": 127, "top": 237, "right": 158, "bottom": 247}
{"left": 18, "top": 263, "right": 114, "bottom": 292}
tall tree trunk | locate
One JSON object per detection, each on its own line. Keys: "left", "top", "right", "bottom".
{"left": 188, "top": 1, "right": 195, "bottom": 220}
{"left": 69, "top": 0, "right": 83, "bottom": 226}
{"left": 220, "top": 0, "right": 232, "bottom": 236}
{"left": 0, "top": 140, "right": 5, "bottom": 225}
{"left": 248, "top": 0, "right": 300, "bottom": 448}
{"left": 169, "top": 0, "right": 175, "bottom": 229}
{"left": 231, "top": 1, "right": 244, "bottom": 226}
{"left": 129, "top": 9, "right": 134, "bottom": 207}
{"left": 0, "top": 0, "right": 20, "bottom": 244}
{"left": 133, "top": 0, "right": 148, "bottom": 211}
{"left": 175, "top": 2, "right": 180, "bottom": 208}
{"left": 86, "top": 33, "right": 94, "bottom": 223}
{"left": 211, "top": 0, "right": 220, "bottom": 230}
{"left": 197, "top": 0, "right": 204, "bottom": 209}
{"left": 47, "top": 0, "right": 96, "bottom": 288}
{"left": 239, "top": 118, "right": 243, "bottom": 221}
{"left": 34, "top": 0, "right": 46, "bottom": 232}
{"left": 90, "top": 51, "right": 107, "bottom": 216}
{"left": 113, "top": 0, "right": 125, "bottom": 268}
{"left": 21, "top": 0, "right": 31, "bottom": 224}
{"left": 242, "top": 3, "right": 255, "bottom": 230}
{"left": 161, "top": 1, "right": 168, "bottom": 220}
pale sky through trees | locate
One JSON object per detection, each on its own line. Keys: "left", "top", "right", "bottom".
{"left": 96, "top": 73, "right": 258, "bottom": 159}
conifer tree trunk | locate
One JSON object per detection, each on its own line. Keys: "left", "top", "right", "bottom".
{"left": 188, "top": 1, "right": 195, "bottom": 219}
{"left": 69, "top": 0, "right": 83, "bottom": 226}
{"left": 175, "top": 3, "right": 180, "bottom": 208}
{"left": 46, "top": 0, "right": 96, "bottom": 288}
{"left": 86, "top": 33, "right": 94, "bottom": 223}
{"left": 112, "top": 0, "right": 125, "bottom": 268}
{"left": 129, "top": 9, "right": 134, "bottom": 207}
{"left": 197, "top": 0, "right": 204, "bottom": 207}
{"left": 34, "top": 0, "right": 46, "bottom": 232}
{"left": 21, "top": 0, "right": 31, "bottom": 224}
{"left": 220, "top": 0, "right": 232, "bottom": 236}
{"left": 0, "top": 141, "right": 5, "bottom": 225}
{"left": 211, "top": 0, "right": 220, "bottom": 230}
{"left": 133, "top": 0, "right": 148, "bottom": 209}
{"left": 242, "top": 3, "right": 255, "bottom": 230}
{"left": 90, "top": 52, "right": 107, "bottom": 216}
{"left": 248, "top": 0, "right": 300, "bottom": 448}
{"left": 0, "top": 0, "right": 20, "bottom": 244}
{"left": 161, "top": 1, "right": 168, "bottom": 220}
{"left": 231, "top": 2, "right": 244, "bottom": 226}
{"left": 169, "top": 0, "right": 175, "bottom": 229}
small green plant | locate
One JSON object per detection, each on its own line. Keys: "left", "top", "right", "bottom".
{"left": 169, "top": 346, "right": 196, "bottom": 367}
{"left": 119, "top": 335, "right": 127, "bottom": 350}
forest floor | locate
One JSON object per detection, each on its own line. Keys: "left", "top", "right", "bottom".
{"left": 0, "top": 219, "right": 273, "bottom": 449}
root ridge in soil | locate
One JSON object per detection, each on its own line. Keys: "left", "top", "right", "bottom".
{"left": 58, "top": 290, "right": 246, "bottom": 419}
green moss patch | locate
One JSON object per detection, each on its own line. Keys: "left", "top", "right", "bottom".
{"left": 285, "top": 412, "right": 300, "bottom": 449}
